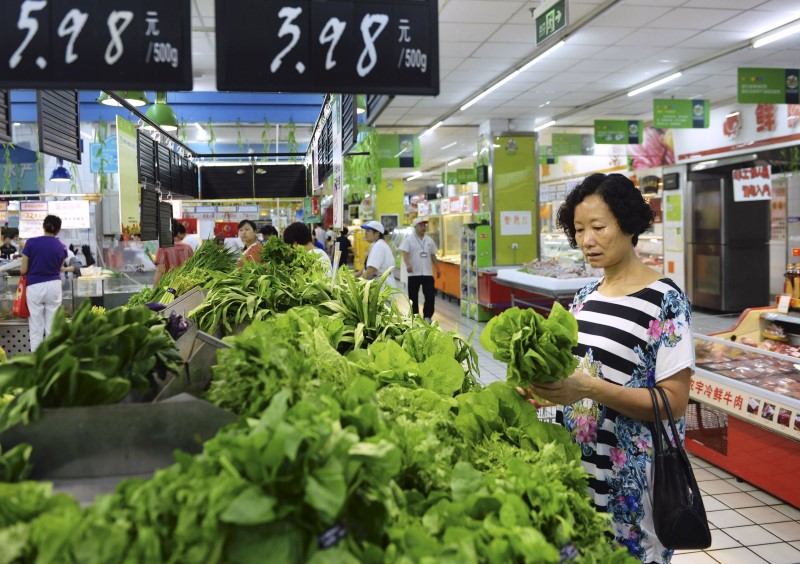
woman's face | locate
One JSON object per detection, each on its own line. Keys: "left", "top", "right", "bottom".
{"left": 573, "top": 194, "right": 633, "bottom": 270}
{"left": 239, "top": 223, "right": 257, "bottom": 246}
{"left": 363, "top": 228, "right": 379, "bottom": 243}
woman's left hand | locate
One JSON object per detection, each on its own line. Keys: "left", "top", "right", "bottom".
{"left": 528, "top": 371, "right": 595, "bottom": 406}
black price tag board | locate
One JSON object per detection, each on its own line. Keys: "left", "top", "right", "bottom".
{"left": 216, "top": 0, "right": 438, "bottom": 95}
{"left": 0, "top": 0, "right": 192, "bottom": 90}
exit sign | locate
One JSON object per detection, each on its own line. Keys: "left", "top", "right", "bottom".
{"left": 534, "top": 0, "right": 568, "bottom": 44}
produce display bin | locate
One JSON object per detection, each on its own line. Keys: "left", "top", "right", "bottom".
{"left": 0, "top": 394, "right": 237, "bottom": 505}
{"left": 0, "top": 319, "right": 30, "bottom": 358}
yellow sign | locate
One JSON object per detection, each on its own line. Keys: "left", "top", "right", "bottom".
{"left": 116, "top": 116, "right": 140, "bottom": 235}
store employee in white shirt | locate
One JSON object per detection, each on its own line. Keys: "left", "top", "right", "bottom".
{"left": 355, "top": 220, "right": 397, "bottom": 289}
{"left": 399, "top": 217, "right": 441, "bottom": 322}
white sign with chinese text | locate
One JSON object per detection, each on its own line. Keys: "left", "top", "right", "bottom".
{"left": 48, "top": 200, "right": 90, "bottom": 230}
{"left": 732, "top": 165, "right": 772, "bottom": 202}
{"left": 691, "top": 369, "right": 799, "bottom": 441}
{"left": 500, "top": 211, "right": 533, "bottom": 236}
{"left": 19, "top": 202, "right": 48, "bottom": 239}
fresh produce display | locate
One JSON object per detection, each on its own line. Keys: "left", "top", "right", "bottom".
{"left": 480, "top": 303, "right": 579, "bottom": 387}
{"left": 0, "top": 298, "right": 631, "bottom": 563}
{"left": 189, "top": 241, "right": 331, "bottom": 335}
{"left": 0, "top": 301, "right": 183, "bottom": 433}
{"left": 0, "top": 246, "right": 635, "bottom": 563}
{"left": 0, "top": 443, "right": 31, "bottom": 483}
{"left": 127, "top": 241, "right": 239, "bottom": 307}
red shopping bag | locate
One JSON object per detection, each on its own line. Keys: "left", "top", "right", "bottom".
{"left": 12, "top": 275, "right": 29, "bottom": 318}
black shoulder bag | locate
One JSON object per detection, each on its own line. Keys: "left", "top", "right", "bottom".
{"left": 648, "top": 386, "right": 712, "bottom": 550}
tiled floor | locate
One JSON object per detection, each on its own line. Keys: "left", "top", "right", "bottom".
{"left": 418, "top": 295, "right": 800, "bottom": 564}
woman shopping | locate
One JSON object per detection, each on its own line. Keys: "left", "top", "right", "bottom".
{"left": 522, "top": 173, "right": 694, "bottom": 563}
{"left": 20, "top": 215, "right": 68, "bottom": 352}
{"left": 237, "top": 220, "right": 262, "bottom": 267}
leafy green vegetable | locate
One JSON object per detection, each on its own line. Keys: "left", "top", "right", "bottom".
{"left": 480, "top": 303, "right": 579, "bottom": 386}
{"left": 0, "top": 302, "right": 183, "bottom": 432}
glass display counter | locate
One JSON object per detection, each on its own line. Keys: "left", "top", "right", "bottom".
{"left": 688, "top": 307, "right": 800, "bottom": 507}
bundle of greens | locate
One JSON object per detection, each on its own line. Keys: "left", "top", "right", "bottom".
{"left": 0, "top": 302, "right": 182, "bottom": 433}
{"left": 479, "top": 303, "right": 579, "bottom": 387}
{"left": 128, "top": 240, "right": 239, "bottom": 307}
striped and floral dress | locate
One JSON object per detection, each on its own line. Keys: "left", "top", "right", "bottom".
{"left": 559, "top": 278, "right": 694, "bottom": 563}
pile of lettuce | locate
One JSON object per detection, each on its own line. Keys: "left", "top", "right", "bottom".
{"left": 480, "top": 303, "right": 579, "bottom": 387}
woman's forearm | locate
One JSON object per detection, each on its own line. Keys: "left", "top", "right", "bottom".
{"left": 587, "top": 368, "right": 692, "bottom": 421}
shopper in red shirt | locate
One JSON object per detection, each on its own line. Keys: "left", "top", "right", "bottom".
{"left": 153, "top": 219, "right": 193, "bottom": 286}
{"left": 237, "top": 220, "right": 261, "bottom": 267}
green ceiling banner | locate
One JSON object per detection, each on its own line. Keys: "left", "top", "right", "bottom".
{"left": 116, "top": 116, "right": 140, "bottom": 236}
{"left": 377, "top": 134, "right": 421, "bottom": 168}
{"left": 539, "top": 145, "right": 557, "bottom": 164}
{"left": 738, "top": 67, "right": 800, "bottom": 104}
{"left": 442, "top": 171, "right": 458, "bottom": 185}
{"left": 456, "top": 168, "right": 477, "bottom": 183}
{"left": 552, "top": 133, "right": 594, "bottom": 156}
{"left": 653, "top": 99, "right": 709, "bottom": 128}
{"left": 594, "top": 120, "right": 643, "bottom": 144}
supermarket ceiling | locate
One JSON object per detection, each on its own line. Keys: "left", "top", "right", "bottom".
{"left": 183, "top": 0, "right": 800, "bottom": 180}
{"left": 188, "top": 0, "right": 800, "bottom": 130}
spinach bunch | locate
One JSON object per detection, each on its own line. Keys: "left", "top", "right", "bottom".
{"left": 480, "top": 303, "right": 579, "bottom": 387}
{"left": 0, "top": 302, "right": 182, "bottom": 432}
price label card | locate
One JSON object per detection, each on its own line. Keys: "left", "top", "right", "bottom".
{"left": 216, "top": 0, "right": 439, "bottom": 95}
{"left": 778, "top": 295, "right": 791, "bottom": 313}
{"left": 0, "top": 0, "right": 192, "bottom": 89}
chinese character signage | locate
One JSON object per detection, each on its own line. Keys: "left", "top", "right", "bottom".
{"left": 0, "top": 0, "right": 192, "bottom": 89}
{"left": 738, "top": 67, "right": 799, "bottom": 105}
{"left": 732, "top": 165, "right": 771, "bottom": 202}
{"left": 653, "top": 99, "right": 709, "bottom": 128}
{"left": 215, "top": 0, "right": 439, "bottom": 95}
{"left": 690, "top": 371, "right": 799, "bottom": 441}
{"left": 456, "top": 168, "right": 477, "bottom": 184}
{"left": 48, "top": 200, "right": 90, "bottom": 229}
{"left": 534, "top": 0, "right": 567, "bottom": 45}
{"left": 499, "top": 211, "right": 532, "bottom": 236}
{"left": 594, "top": 120, "right": 643, "bottom": 144}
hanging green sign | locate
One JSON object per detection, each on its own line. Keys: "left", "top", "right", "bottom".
{"left": 594, "top": 120, "right": 643, "bottom": 144}
{"left": 535, "top": 0, "right": 568, "bottom": 45}
{"left": 738, "top": 67, "right": 799, "bottom": 104}
{"left": 456, "top": 168, "right": 477, "bottom": 183}
{"left": 539, "top": 145, "right": 557, "bottom": 165}
{"left": 378, "top": 134, "right": 421, "bottom": 168}
{"left": 552, "top": 133, "right": 594, "bottom": 156}
{"left": 442, "top": 171, "right": 458, "bottom": 185}
{"left": 653, "top": 99, "right": 709, "bottom": 128}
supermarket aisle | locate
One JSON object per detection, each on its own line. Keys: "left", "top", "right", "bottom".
{"left": 426, "top": 299, "right": 800, "bottom": 564}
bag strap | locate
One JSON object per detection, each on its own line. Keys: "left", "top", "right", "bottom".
{"left": 647, "top": 387, "right": 666, "bottom": 455}
{"left": 655, "top": 386, "right": 692, "bottom": 461}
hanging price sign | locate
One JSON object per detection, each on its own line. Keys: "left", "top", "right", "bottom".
{"left": 0, "top": 0, "right": 192, "bottom": 89}
{"left": 216, "top": 0, "right": 439, "bottom": 95}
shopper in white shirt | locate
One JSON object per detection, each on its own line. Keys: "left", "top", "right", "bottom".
{"left": 314, "top": 223, "right": 327, "bottom": 247}
{"left": 355, "top": 220, "right": 397, "bottom": 290}
{"left": 399, "top": 217, "right": 441, "bottom": 322}
{"left": 283, "top": 222, "right": 332, "bottom": 277}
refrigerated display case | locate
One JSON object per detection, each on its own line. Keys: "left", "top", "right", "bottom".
{"left": 689, "top": 307, "right": 800, "bottom": 507}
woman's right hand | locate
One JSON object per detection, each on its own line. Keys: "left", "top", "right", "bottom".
{"left": 516, "top": 386, "right": 542, "bottom": 408}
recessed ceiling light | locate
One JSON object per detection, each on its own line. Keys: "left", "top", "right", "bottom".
{"left": 447, "top": 158, "right": 462, "bottom": 167}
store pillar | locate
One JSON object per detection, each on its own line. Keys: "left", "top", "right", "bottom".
{"left": 479, "top": 120, "right": 538, "bottom": 266}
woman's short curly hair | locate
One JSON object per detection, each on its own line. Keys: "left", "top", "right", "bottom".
{"left": 556, "top": 173, "right": 654, "bottom": 248}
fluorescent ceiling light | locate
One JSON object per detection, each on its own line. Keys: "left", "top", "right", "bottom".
{"left": 393, "top": 147, "right": 408, "bottom": 158}
{"left": 472, "top": 151, "right": 478, "bottom": 157}
{"left": 447, "top": 158, "right": 462, "bottom": 167}
{"left": 518, "top": 40, "right": 565, "bottom": 73}
{"left": 753, "top": 21, "right": 800, "bottom": 48}
{"left": 406, "top": 171, "right": 423, "bottom": 181}
{"left": 436, "top": 183, "right": 444, "bottom": 188}
{"left": 627, "top": 72, "right": 682, "bottom": 97}
{"left": 460, "top": 41, "right": 566, "bottom": 112}
{"left": 534, "top": 120, "right": 556, "bottom": 132}
{"left": 420, "top": 121, "right": 444, "bottom": 138}
{"left": 440, "top": 141, "right": 457, "bottom": 150}
{"left": 460, "top": 71, "right": 520, "bottom": 111}
{"left": 726, "top": 111, "right": 740, "bottom": 118}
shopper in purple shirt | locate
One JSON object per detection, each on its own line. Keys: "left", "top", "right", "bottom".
{"left": 21, "top": 215, "right": 67, "bottom": 351}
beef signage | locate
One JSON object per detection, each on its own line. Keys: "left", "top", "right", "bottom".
{"left": 732, "top": 165, "right": 772, "bottom": 202}
{"left": 0, "top": 0, "right": 192, "bottom": 89}
{"left": 215, "top": 0, "right": 439, "bottom": 95}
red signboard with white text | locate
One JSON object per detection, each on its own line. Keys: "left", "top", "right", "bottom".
{"left": 732, "top": 165, "right": 771, "bottom": 202}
